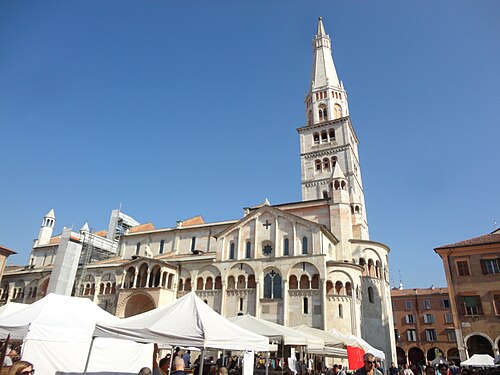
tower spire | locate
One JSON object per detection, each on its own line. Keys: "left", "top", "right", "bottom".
{"left": 311, "top": 17, "right": 340, "bottom": 89}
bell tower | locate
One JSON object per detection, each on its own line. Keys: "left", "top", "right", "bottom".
{"left": 297, "top": 17, "right": 369, "bottom": 240}
{"left": 37, "top": 208, "right": 55, "bottom": 246}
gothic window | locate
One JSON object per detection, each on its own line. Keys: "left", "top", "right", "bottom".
{"left": 227, "top": 276, "right": 235, "bottom": 290}
{"left": 341, "top": 181, "right": 346, "bottom": 189}
{"left": 318, "top": 104, "right": 328, "bottom": 122}
{"left": 334, "top": 104, "right": 342, "bottom": 119}
{"left": 323, "top": 158, "right": 330, "bottom": 171}
{"left": 345, "top": 282, "right": 352, "bottom": 296}
{"left": 302, "top": 237, "right": 308, "bottom": 254}
{"left": 191, "top": 237, "right": 196, "bottom": 253}
{"left": 331, "top": 156, "right": 337, "bottom": 168}
{"left": 368, "top": 286, "right": 374, "bottom": 303}
{"left": 329, "top": 129, "right": 335, "bottom": 141}
{"left": 135, "top": 242, "right": 140, "bottom": 256}
{"left": 303, "top": 297, "right": 309, "bottom": 314}
{"left": 321, "top": 130, "right": 328, "bottom": 142}
{"left": 300, "top": 275, "right": 310, "bottom": 289}
{"left": 283, "top": 238, "right": 289, "bottom": 256}
{"left": 313, "top": 132, "right": 320, "bottom": 144}
{"left": 335, "top": 281, "right": 343, "bottom": 294}
{"left": 229, "top": 243, "right": 235, "bottom": 260}
{"left": 206, "top": 277, "right": 213, "bottom": 290}
{"left": 237, "top": 275, "right": 245, "bottom": 289}
{"left": 245, "top": 241, "right": 251, "bottom": 258}
{"left": 289, "top": 275, "right": 298, "bottom": 289}
{"left": 315, "top": 159, "right": 322, "bottom": 171}
{"left": 185, "top": 278, "right": 192, "bottom": 291}
{"left": 326, "top": 280, "right": 333, "bottom": 294}
{"left": 263, "top": 270, "right": 282, "bottom": 299}
{"left": 215, "top": 276, "right": 222, "bottom": 289}
{"left": 247, "top": 275, "right": 256, "bottom": 288}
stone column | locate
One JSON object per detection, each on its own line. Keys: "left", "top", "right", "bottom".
{"left": 146, "top": 269, "right": 151, "bottom": 288}
{"left": 133, "top": 270, "right": 138, "bottom": 288}
{"left": 121, "top": 270, "right": 127, "bottom": 289}
{"left": 283, "top": 279, "right": 289, "bottom": 326}
{"left": 321, "top": 278, "right": 327, "bottom": 330}
{"left": 255, "top": 280, "right": 261, "bottom": 318}
{"left": 220, "top": 280, "right": 227, "bottom": 316}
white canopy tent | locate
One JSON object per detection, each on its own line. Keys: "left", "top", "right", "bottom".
{"left": 461, "top": 354, "right": 495, "bottom": 367}
{"left": 0, "top": 302, "right": 29, "bottom": 318}
{"left": 0, "top": 293, "right": 152, "bottom": 375}
{"left": 328, "top": 329, "right": 385, "bottom": 360}
{"left": 94, "top": 292, "right": 269, "bottom": 352}
{"left": 293, "top": 325, "right": 347, "bottom": 357}
{"left": 228, "top": 315, "right": 323, "bottom": 350}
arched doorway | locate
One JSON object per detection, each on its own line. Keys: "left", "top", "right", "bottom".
{"left": 408, "top": 347, "right": 425, "bottom": 366}
{"left": 427, "top": 347, "right": 444, "bottom": 362}
{"left": 123, "top": 293, "right": 155, "bottom": 318}
{"left": 396, "top": 347, "right": 407, "bottom": 365}
{"left": 467, "top": 335, "right": 494, "bottom": 357}
{"left": 447, "top": 348, "right": 460, "bottom": 365}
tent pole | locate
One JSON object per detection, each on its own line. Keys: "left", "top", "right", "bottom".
{"left": 265, "top": 351, "right": 269, "bottom": 375}
{"left": 199, "top": 349, "right": 205, "bottom": 375}
{"left": 83, "top": 336, "right": 96, "bottom": 375}
{"left": 169, "top": 347, "right": 174, "bottom": 375}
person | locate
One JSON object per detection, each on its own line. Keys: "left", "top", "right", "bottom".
{"left": 4, "top": 348, "right": 18, "bottom": 367}
{"left": 172, "top": 357, "right": 186, "bottom": 375}
{"left": 448, "top": 362, "right": 459, "bottom": 375}
{"left": 402, "top": 364, "right": 413, "bottom": 375}
{"left": 182, "top": 350, "right": 191, "bottom": 369}
{"left": 139, "top": 368, "right": 152, "bottom": 375}
{"left": 8, "top": 361, "right": 34, "bottom": 375}
{"left": 437, "top": 364, "right": 448, "bottom": 375}
{"left": 425, "top": 366, "right": 436, "bottom": 375}
{"left": 152, "top": 345, "right": 170, "bottom": 375}
{"left": 355, "top": 353, "right": 383, "bottom": 375}
{"left": 219, "top": 367, "right": 228, "bottom": 375}
{"left": 338, "top": 364, "right": 346, "bottom": 375}
{"left": 216, "top": 354, "right": 224, "bottom": 368}
{"left": 389, "top": 363, "right": 399, "bottom": 375}
{"left": 376, "top": 361, "right": 385, "bottom": 375}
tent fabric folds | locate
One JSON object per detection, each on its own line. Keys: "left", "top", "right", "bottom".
{"left": 328, "top": 329, "right": 385, "bottom": 360}
{"left": 94, "top": 292, "right": 269, "bottom": 351}
{"left": 461, "top": 354, "right": 495, "bottom": 367}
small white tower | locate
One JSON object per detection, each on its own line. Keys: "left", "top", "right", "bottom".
{"left": 37, "top": 209, "right": 55, "bottom": 246}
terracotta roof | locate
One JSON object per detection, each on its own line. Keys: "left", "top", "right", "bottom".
{"left": 391, "top": 287, "right": 448, "bottom": 297}
{"left": 128, "top": 223, "right": 155, "bottom": 233}
{"left": 179, "top": 216, "right": 205, "bottom": 227}
{"left": 0, "top": 245, "right": 16, "bottom": 255}
{"left": 49, "top": 236, "right": 61, "bottom": 245}
{"left": 435, "top": 229, "right": 500, "bottom": 250}
{"left": 94, "top": 230, "right": 107, "bottom": 237}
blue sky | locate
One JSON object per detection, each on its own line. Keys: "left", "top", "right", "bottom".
{"left": 1, "top": 1, "right": 499, "bottom": 289}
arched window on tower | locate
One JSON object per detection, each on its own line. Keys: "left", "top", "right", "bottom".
{"left": 329, "top": 128, "right": 335, "bottom": 141}
{"left": 321, "top": 130, "right": 328, "bottom": 143}
{"left": 334, "top": 104, "right": 342, "bottom": 119}
{"left": 318, "top": 104, "right": 328, "bottom": 122}
{"left": 313, "top": 132, "right": 320, "bottom": 144}
{"left": 331, "top": 156, "right": 337, "bottom": 169}
{"left": 315, "top": 159, "right": 322, "bottom": 172}
{"left": 323, "top": 158, "right": 330, "bottom": 171}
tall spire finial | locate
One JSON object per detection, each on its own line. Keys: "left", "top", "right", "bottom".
{"left": 317, "top": 16, "right": 326, "bottom": 36}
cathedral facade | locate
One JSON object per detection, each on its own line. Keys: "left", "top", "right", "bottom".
{"left": 1, "top": 18, "right": 396, "bottom": 362}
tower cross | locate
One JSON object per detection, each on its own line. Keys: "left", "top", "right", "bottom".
{"left": 263, "top": 220, "right": 271, "bottom": 229}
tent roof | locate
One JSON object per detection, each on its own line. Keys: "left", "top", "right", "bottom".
{"left": 228, "top": 315, "right": 323, "bottom": 349}
{"left": 0, "top": 302, "right": 29, "bottom": 318}
{"left": 461, "top": 354, "right": 495, "bottom": 367}
{"left": 293, "top": 325, "right": 345, "bottom": 347}
{"left": 0, "top": 293, "right": 117, "bottom": 342}
{"left": 94, "top": 292, "right": 269, "bottom": 352}
{"left": 328, "top": 329, "right": 385, "bottom": 360}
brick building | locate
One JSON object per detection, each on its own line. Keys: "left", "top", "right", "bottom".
{"left": 434, "top": 228, "right": 500, "bottom": 361}
{"left": 392, "top": 287, "right": 459, "bottom": 366}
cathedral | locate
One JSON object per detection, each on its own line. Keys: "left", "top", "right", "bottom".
{"left": 1, "top": 18, "right": 396, "bottom": 362}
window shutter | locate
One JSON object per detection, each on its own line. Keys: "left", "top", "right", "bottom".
{"left": 456, "top": 296, "right": 466, "bottom": 315}
{"left": 480, "top": 260, "right": 488, "bottom": 275}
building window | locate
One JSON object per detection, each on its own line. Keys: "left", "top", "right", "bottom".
{"left": 159, "top": 240, "right": 165, "bottom": 254}
{"left": 263, "top": 270, "right": 282, "bottom": 299}
{"left": 303, "top": 297, "right": 309, "bottom": 314}
{"left": 447, "top": 330, "right": 456, "bottom": 342}
{"left": 329, "top": 128, "right": 335, "bottom": 141}
{"left": 338, "top": 303, "right": 343, "bottom": 318}
{"left": 493, "top": 294, "right": 500, "bottom": 315}
{"left": 318, "top": 105, "right": 328, "bottom": 122}
{"left": 191, "top": 237, "right": 196, "bottom": 252}
{"left": 423, "top": 314, "right": 435, "bottom": 323}
{"left": 239, "top": 298, "right": 244, "bottom": 311}
{"left": 368, "top": 286, "right": 374, "bottom": 303}
{"left": 135, "top": 242, "right": 141, "bottom": 256}
{"left": 456, "top": 260, "right": 471, "bottom": 276}
{"left": 302, "top": 237, "right": 308, "bottom": 255}
{"left": 405, "top": 314, "right": 415, "bottom": 324}
{"left": 395, "top": 329, "right": 400, "bottom": 341}
{"left": 283, "top": 238, "right": 289, "bottom": 256}
{"left": 481, "top": 258, "right": 500, "bottom": 274}
{"left": 323, "top": 158, "right": 330, "bottom": 170}
{"left": 424, "top": 299, "right": 431, "bottom": 309}
{"left": 245, "top": 241, "right": 251, "bottom": 258}
{"left": 444, "top": 312, "right": 453, "bottom": 323}
{"left": 458, "top": 295, "right": 483, "bottom": 315}
{"left": 442, "top": 299, "right": 450, "bottom": 308}
{"left": 229, "top": 243, "right": 235, "bottom": 260}
{"left": 405, "top": 301, "right": 413, "bottom": 310}
{"left": 407, "top": 329, "right": 417, "bottom": 342}
{"left": 315, "top": 159, "right": 322, "bottom": 171}
{"left": 426, "top": 329, "right": 437, "bottom": 342}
